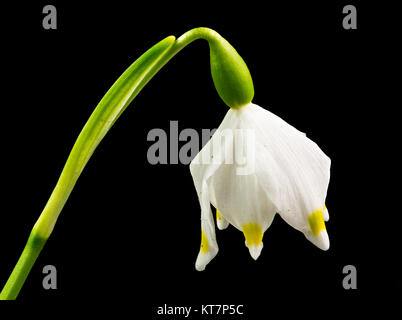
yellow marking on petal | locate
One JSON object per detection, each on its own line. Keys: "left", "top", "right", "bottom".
{"left": 216, "top": 209, "right": 223, "bottom": 221}
{"left": 200, "top": 230, "right": 209, "bottom": 253}
{"left": 242, "top": 223, "right": 263, "bottom": 247}
{"left": 323, "top": 204, "right": 327, "bottom": 211}
{"left": 308, "top": 210, "right": 326, "bottom": 236}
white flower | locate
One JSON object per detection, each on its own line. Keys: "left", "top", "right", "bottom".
{"left": 190, "top": 103, "right": 331, "bottom": 271}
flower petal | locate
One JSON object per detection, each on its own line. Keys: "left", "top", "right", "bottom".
{"left": 190, "top": 111, "right": 239, "bottom": 270}
{"left": 216, "top": 209, "right": 229, "bottom": 230}
{"left": 305, "top": 209, "right": 330, "bottom": 250}
{"left": 194, "top": 179, "right": 219, "bottom": 271}
{"left": 242, "top": 222, "right": 264, "bottom": 260}
{"left": 203, "top": 108, "right": 277, "bottom": 260}
{"left": 244, "top": 103, "right": 331, "bottom": 249}
{"left": 323, "top": 205, "right": 329, "bottom": 222}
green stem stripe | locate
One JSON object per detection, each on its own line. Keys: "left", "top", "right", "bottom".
{"left": 0, "top": 27, "right": 253, "bottom": 299}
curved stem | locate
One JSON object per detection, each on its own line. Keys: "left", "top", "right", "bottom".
{"left": 170, "top": 27, "right": 223, "bottom": 55}
{"left": 0, "top": 28, "right": 249, "bottom": 299}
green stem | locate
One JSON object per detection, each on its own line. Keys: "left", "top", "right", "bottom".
{"left": 0, "top": 233, "right": 47, "bottom": 300}
{"left": 0, "top": 28, "right": 253, "bottom": 299}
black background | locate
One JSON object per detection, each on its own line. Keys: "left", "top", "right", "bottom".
{"left": 0, "top": 0, "right": 400, "bottom": 316}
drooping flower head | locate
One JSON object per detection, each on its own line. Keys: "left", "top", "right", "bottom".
{"left": 190, "top": 103, "right": 331, "bottom": 271}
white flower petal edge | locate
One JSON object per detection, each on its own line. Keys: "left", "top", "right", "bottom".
{"left": 216, "top": 210, "right": 230, "bottom": 230}
{"left": 190, "top": 103, "right": 331, "bottom": 271}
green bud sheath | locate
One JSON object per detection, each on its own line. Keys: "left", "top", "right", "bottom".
{"left": 168, "top": 27, "right": 254, "bottom": 108}
{"left": 208, "top": 34, "right": 254, "bottom": 108}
